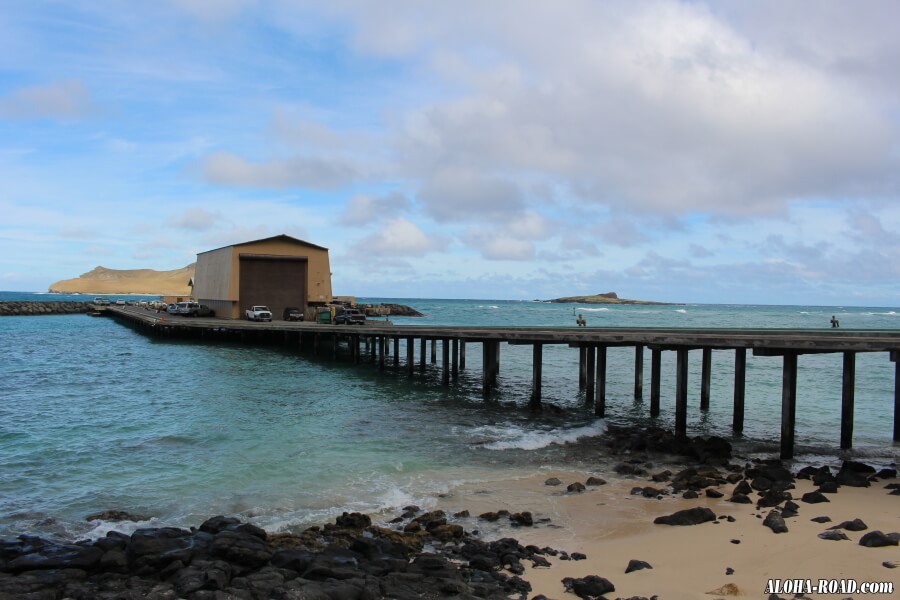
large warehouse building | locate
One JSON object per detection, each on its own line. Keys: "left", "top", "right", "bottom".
{"left": 192, "top": 234, "right": 333, "bottom": 320}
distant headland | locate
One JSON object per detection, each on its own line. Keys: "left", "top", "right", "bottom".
{"left": 48, "top": 265, "right": 195, "bottom": 296}
{"left": 547, "top": 291, "right": 671, "bottom": 305}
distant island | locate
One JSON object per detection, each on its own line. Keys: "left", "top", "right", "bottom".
{"left": 547, "top": 291, "right": 671, "bottom": 305}
{"left": 49, "top": 265, "right": 195, "bottom": 296}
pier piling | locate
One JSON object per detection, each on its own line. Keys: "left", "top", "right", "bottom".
{"left": 675, "top": 349, "right": 689, "bottom": 436}
{"left": 596, "top": 346, "right": 607, "bottom": 417}
{"left": 733, "top": 348, "right": 746, "bottom": 433}
{"left": 841, "top": 351, "right": 856, "bottom": 450}
{"left": 634, "top": 345, "right": 644, "bottom": 401}
{"left": 781, "top": 352, "right": 798, "bottom": 460}
{"left": 650, "top": 348, "right": 661, "bottom": 417}
{"left": 531, "top": 343, "right": 542, "bottom": 409}
{"left": 700, "top": 348, "right": 712, "bottom": 411}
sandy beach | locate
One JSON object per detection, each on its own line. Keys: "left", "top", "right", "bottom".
{"left": 427, "top": 465, "right": 899, "bottom": 599}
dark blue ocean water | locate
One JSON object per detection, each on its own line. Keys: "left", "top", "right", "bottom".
{"left": 1, "top": 292, "right": 897, "bottom": 539}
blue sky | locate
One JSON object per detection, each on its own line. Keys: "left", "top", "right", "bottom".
{"left": 1, "top": 1, "right": 899, "bottom": 305}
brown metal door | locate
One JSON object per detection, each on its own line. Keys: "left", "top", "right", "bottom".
{"left": 238, "top": 255, "right": 307, "bottom": 320}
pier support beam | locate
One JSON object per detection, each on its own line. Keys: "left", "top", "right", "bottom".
{"left": 407, "top": 337, "right": 415, "bottom": 375}
{"left": 452, "top": 338, "right": 459, "bottom": 378}
{"left": 442, "top": 339, "right": 450, "bottom": 385}
{"left": 675, "top": 349, "right": 688, "bottom": 437}
{"left": 585, "top": 346, "right": 596, "bottom": 401}
{"left": 780, "top": 352, "right": 798, "bottom": 460}
{"left": 579, "top": 346, "right": 588, "bottom": 389}
{"left": 431, "top": 339, "right": 437, "bottom": 364}
{"left": 314, "top": 333, "right": 320, "bottom": 356}
{"left": 733, "top": 348, "right": 746, "bottom": 433}
{"left": 394, "top": 337, "right": 400, "bottom": 367}
{"left": 460, "top": 341, "right": 466, "bottom": 370}
{"left": 895, "top": 355, "right": 900, "bottom": 442}
{"left": 841, "top": 352, "right": 856, "bottom": 450}
{"left": 332, "top": 333, "right": 338, "bottom": 360}
{"left": 634, "top": 345, "right": 644, "bottom": 401}
{"left": 379, "top": 336, "right": 386, "bottom": 371}
{"left": 700, "top": 348, "right": 712, "bottom": 411}
{"left": 650, "top": 348, "right": 661, "bottom": 417}
{"left": 595, "top": 346, "right": 607, "bottom": 417}
{"left": 531, "top": 343, "right": 543, "bottom": 410}
{"left": 420, "top": 338, "right": 426, "bottom": 371}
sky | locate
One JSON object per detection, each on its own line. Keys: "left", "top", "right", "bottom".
{"left": 1, "top": 1, "right": 899, "bottom": 305}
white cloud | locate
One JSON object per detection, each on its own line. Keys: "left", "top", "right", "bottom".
{"left": 417, "top": 167, "right": 523, "bottom": 222}
{"left": 198, "top": 151, "right": 357, "bottom": 189}
{"left": 340, "top": 192, "right": 410, "bottom": 226}
{"left": 0, "top": 80, "right": 93, "bottom": 119}
{"left": 352, "top": 218, "right": 449, "bottom": 257}
{"left": 168, "top": 207, "right": 223, "bottom": 231}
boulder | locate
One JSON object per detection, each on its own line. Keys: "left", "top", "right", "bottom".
{"left": 828, "top": 518, "right": 868, "bottom": 532}
{"left": 859, "top": 531, "right": 900, "bottom": 548}
{"left": 763, "top": 511, "right": 788, "bottom": 534}
{"left": 625, "top": 559, "right": 652, "bottom": 573}
{"left": 653, "top": 507, "right": 716, "bottom": 526}
{"left": 562, "top": 574, "right": 615, "bottom": 597}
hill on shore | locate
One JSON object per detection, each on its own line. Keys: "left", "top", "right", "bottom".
{"left": 548, "top": 291, "right": 670, "bottom": 305}
{"left": 49, "top": 265, "right": 195, "bottom": 295}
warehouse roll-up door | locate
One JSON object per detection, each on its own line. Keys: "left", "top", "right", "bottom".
{"left": 239, "top": 255, "right": 307, "bottom": 320}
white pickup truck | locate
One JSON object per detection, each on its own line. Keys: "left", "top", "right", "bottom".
{"left": 245, "top": 305, "right": 273, "bottom": 322}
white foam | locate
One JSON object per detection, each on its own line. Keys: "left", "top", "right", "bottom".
{"left": 477, "top": 305, "right": 500, "bottom": 309}
{"left": 580, "top": 307, "right": 610, "bottom": 312}
{"left": 472, "top": 420, "right": 608, "bottom": 451}
{"left": 675, "top": 309, "right": 687, "bottom": 314}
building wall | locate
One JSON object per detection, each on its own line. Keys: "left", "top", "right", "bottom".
{"left": 193, "top": 246, "right": 234, "bottom": 300}
{"left": 230, "top": 238, "right": 332, "bottom": 305}
{"left": 194, "top": 236, "right": 333, "bottom": 319}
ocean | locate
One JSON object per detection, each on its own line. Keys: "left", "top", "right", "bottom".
{"left": 1, "top": 292, "right": 898, "bottom": 541}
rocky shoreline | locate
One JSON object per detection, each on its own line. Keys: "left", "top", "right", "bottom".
{"left": 2, "top": 427, "right": 897, "bottom": 599}
{"left": 0, "top": 301, "right": 93, "bottom": 316}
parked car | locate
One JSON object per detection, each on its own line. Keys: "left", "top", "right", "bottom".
{"left": 282, "top": 307, "right": 304, "bottom": 321}
{"left": 334, "top": 308, "right": 366, "bottom": 325}
{"left": 166, "top": 303, "right": 179, "bottom": 314}
{"left": 115, "top": 299, "right": 126, "bottom": 306}
{"left": 175, "top": 301, "right": 199, "bottom": 316}
{"left": 245, "top": 305, "right": 273, "bottom": 322}
{"left": 93, "top": 297, "right": 110, "bottom": 306}
{"left": 191, "top": 304, "right": 215, "bottom": 317}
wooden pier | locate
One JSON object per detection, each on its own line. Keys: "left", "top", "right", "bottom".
{"left": 103, "top": 306, "right": 900, "bottom": 459}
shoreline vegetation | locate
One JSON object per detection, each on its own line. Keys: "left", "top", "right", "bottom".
{"left": 1, "top": 427, "right": 897, "bottom": 598}
{"left": 547, "top": 292, "right": 673, "bottom": 305}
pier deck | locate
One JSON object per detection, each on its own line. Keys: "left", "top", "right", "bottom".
{"left": 103, "top": 306, "right": 900, "bottom": 459}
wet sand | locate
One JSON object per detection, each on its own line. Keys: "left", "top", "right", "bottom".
{"left": 428, "top": 467, "right": 899, "bottom": 599}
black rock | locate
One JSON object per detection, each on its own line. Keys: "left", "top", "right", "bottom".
{"left": 210, "top": 530, "right": 274, "bottom": 568}
{"left": 800, "top": 491, "right": 830, "bottom": 504}
{"left": 875, "top": 468, "right": 897, "bottom": 479}
{"left": 728, "top": 493, "right": 752, "bottom": 504}
{"left": 781, "top": 500, "right": 800, "bottom": 519}
{"left": 706, "top": 489, "right": 724, "bottom": 499}
{"left": 859, "top": 531, "right": 900, "bottom": 548}
{"left": 625, "top": 559, "right": 652, "bottom": 573}
{"left": 828, "top": 518, "right": 867, "bottom": 532}
{"left": 730, "top": 539, "right": 740, "bottom": 544}
{"left": 4, "top": 543, "right": 103, "bottom": 573}
{"left": 567, "top": 482, "right": 586, "bottom": 493}
{"left": 763, "top": 510, "right": 788, "bottom": 533}
{"left": 818, "top": 531, "right": 850, "bottom": 541}
{"left": 682, "top": 490, "right": 699, "bottom": 499}
{"left": 835, "top": 469, "right": 871, "bottom": 488}
{"left": 571, "top": 552, "right": 587, "bottom": 561}
{"left": 585, "top": 476, "right": 607, "bottom": 486}
{"left": 883, "top": 561, "right": 898, "bottom": 569}
{"left": 545, "top": 477, "right": 563, "bottom": 486}
{"left": 653, "top": 507, "right": 716, "bottom": 526}
{"left": 818, "top": 480, "right": 840, "bottom": 493}
{"left": 733, "top": 480, "right": 753, "bottom": 496}
{"left": 840, "top": 460, "right": 876, "bottom": 474}
{"left": 810, "top": 516, "right": 832, "bottom": 523}
{"left": 725, "top": 567, "right": 734, "bottom": 575}
{"left": 335, "top": 511, "right": 372, "bottom": 529}
{"left": 509, "top": 512, "right": 533, "bottom": 527}
{"left": 562, "top": 574, "right": 615, "bottom": 597}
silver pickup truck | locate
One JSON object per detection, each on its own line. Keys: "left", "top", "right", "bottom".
{"left": 245, "top": 305, "right": 273, "bottom": 322}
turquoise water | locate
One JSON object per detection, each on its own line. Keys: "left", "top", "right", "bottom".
{"left": 1, "top": 293, "right": 898, "bottom": 540}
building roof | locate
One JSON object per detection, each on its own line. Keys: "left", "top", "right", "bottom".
{"left": 197, "top": 234, "right": 329, "bottom": 255}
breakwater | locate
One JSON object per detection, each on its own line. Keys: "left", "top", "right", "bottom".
{"left": 0, "top": 301, "right": 93, "bottom": 316}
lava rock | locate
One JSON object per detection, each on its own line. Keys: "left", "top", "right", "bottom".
{"left": 567, "top": 482, "right": 586, "bottom": 493}
{"left": 859, "top": 531, "right": 900, "bottom": 548}
{"left": 763, "top": 510, "right": 788, "bottom": 534}
{"left": 562, "top": 574, "right": 615, "bottom": 597}
{"left": 653, "top": 507, "right": 716, "bottom": 526}
{"left": 828, "top": 518, "right": 868, "bottom": 532}
{"left": 818, "top": 531, "right": 850, "bottom": 541}
{"left": 800, "top": 490, "right": 830, "bottom": 504}
{"left": 625, "top": 559, "right": 653, "bottom": 573}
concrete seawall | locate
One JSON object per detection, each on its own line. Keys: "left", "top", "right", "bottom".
{"left": 0, "top": 301, "right": 93, "bottom": 316}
